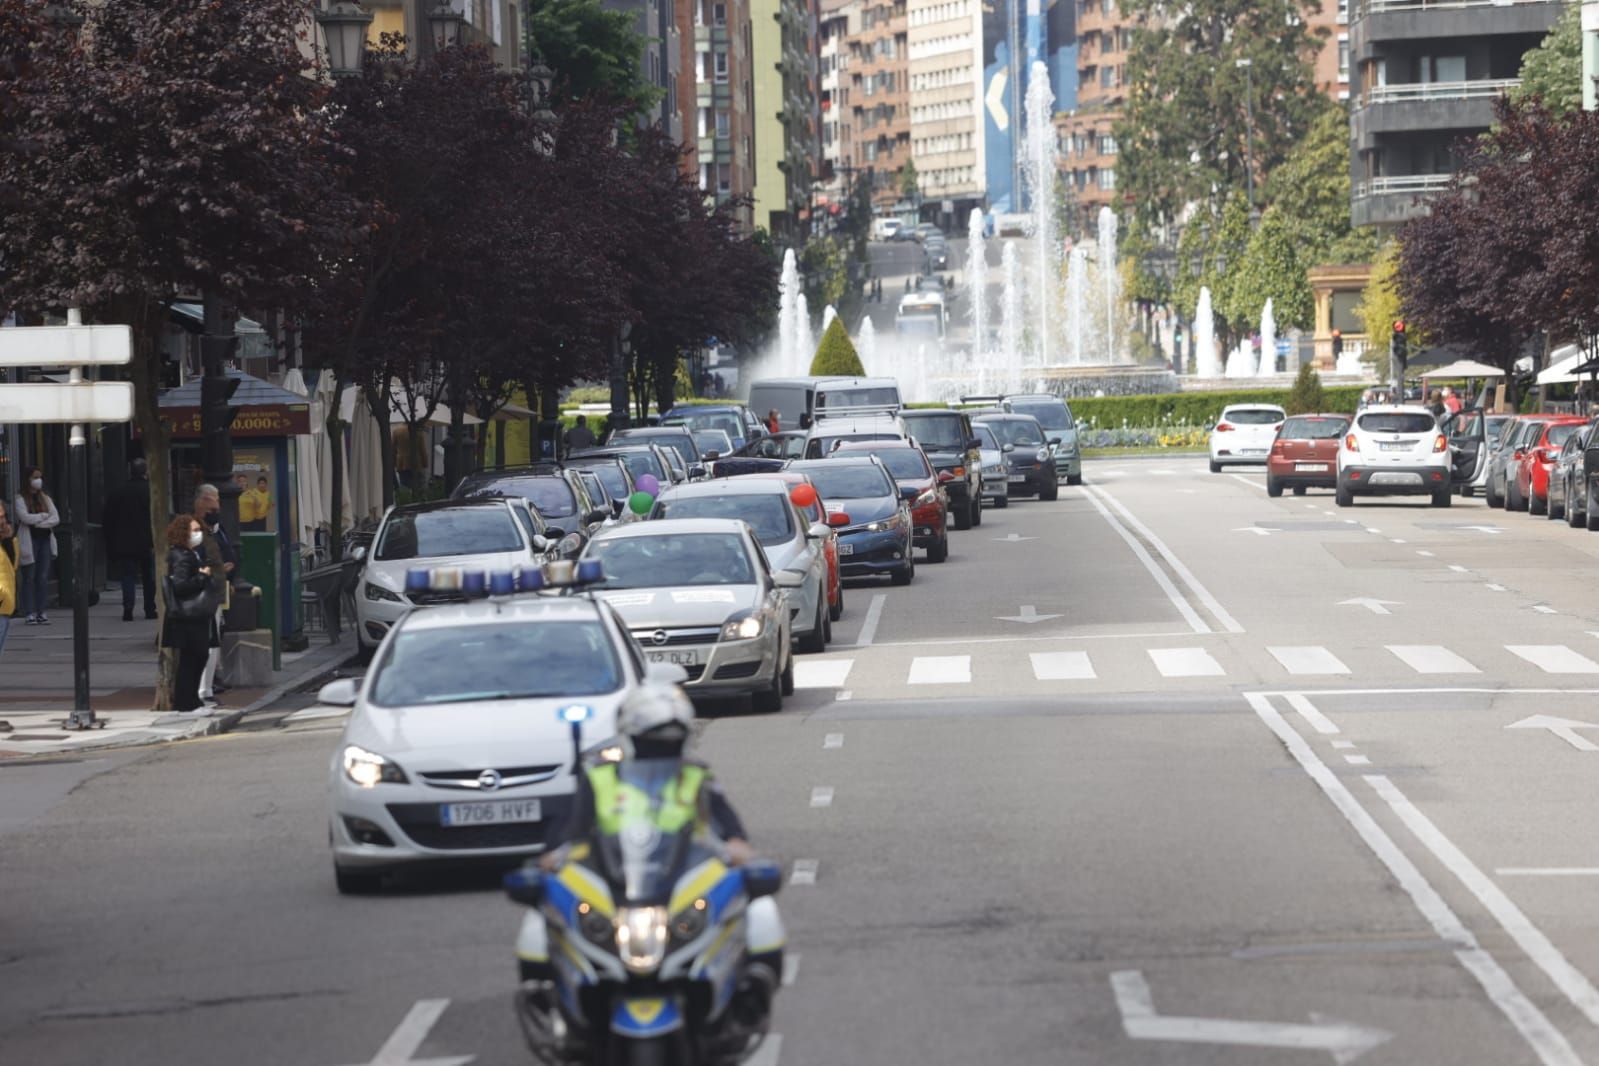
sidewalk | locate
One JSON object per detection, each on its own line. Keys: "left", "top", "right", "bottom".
{"left": 0, "top": 594, "right": 353, "bottom": 757}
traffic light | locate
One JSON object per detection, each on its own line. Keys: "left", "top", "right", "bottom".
{"left": 1331, "top": 329, "right": 1343, "bottom": 358}
{"left": 1391, "top": 320, "right": 1407, "bottom": 363}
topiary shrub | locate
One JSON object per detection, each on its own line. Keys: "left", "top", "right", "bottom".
{"left": 809, "top": 317, "right": 866, "bottom": 376}
{"left": 1285, "top": 361, "right": 1326, "bottom": 414}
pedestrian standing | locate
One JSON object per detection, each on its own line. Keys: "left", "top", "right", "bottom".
{"left": 101, "top": 458, "right": 157, "bottom": 622}
{"left": 193, "top": 484, "right": 236, "bottom": 706}
{"left": 1428, "top": 391, "right": 1446, "bottom": 424}
{"left": 765, "top": 409, "right": 782, "bottom": 434}
{"left": 14, "top": 467, "right": 60, "bottom": 626}
{"left": 1443, "top": 387, "right": 1462, "bottom": 415}
{"left": 162, "top": 514, "right": 214, "bottom": 714}
{"left": 0, "top": 500, "right": 16, "bottom": 657}
{"left": 564, "top": 414, "right": 596, "bottom": 455}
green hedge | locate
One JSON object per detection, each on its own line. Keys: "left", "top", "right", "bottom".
{"left": 1070, "top": 386, "right": 1364, "bottom": 428}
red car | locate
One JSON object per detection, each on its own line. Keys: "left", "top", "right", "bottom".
{"left": 1511, "top": 417, "right": 1588, "bottom": 515}
{"left": 738, "top": 470, "right": 844, "bottom": 620}
{"left": 831, "top": 440, "right": 950, "bottom": 562}
{"left": 1266, "top": 413, "right": 1350, "bottom": 496}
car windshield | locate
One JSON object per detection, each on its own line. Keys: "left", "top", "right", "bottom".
{"left": 1010, "top": 401, "right": 1073, "bottom": 429}
{"left": 667, "top": 412, "right": 743, "bottom": 440}
{"left": 1547, "top": 424, "right": 1581, "bottom": 448}
{"left": 797, "top": 464, "right": 894, "bottom": 500}
{"left": 816, "top": 386, "right": 900, "bottom": 409}
{"left": 980, "top": 419, "right": 1044, "bottom": 446}
{"left": 653, "top": 493, "right": 794, "bottom": 545}
{"left": 374, "top": 507, "right": 522, "bottom": 561}
{"left": 814, "top": 433, "right": 900, "bottom": 456}
{"left": 896, "top": 317, "right": 942, "bottom": 337}
{"left": 845, "top": 448, "right": 930, "bottom": 479}
{"left": 973, "top": 424, "right": 999, "bottom": 450}
{"left": 586, "top": 533, "right": 755, "bottom": 589}
{"left": 369, "top": 621, "right": 621, "bottom": 706}
{"left": 1357, "top": 413, "right": 1436, "bottom": 434}
{"left": 1280, "top": 416, "right": 1348, "bottom": 440}
{"left": 693, "top": 429, "right": 733, "bottom": 454}
{"left": 1225, "top": 409, "right": 1284, "bottom": 425}
{"left": 569, "top": 460, "right": 629, "bottom": 499}
{"left": 903, "top": 415, "right": 967, "bottom": 449}
{"left": 457, "top": 475, "right": 578, "bottom": 517}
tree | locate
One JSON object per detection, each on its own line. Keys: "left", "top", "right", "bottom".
{"left": 1355, "top": 240, "right": 1402, "bottom": 380}
{"left": 524, "top": 0, "right": 658, "bottom": 115}
{"left": 1117, "top": 0, "right": 1329, "bottom": 227}
{"left": 1285, "top": 361, "right": 1326, "bottom": 414}
{"left": 1225, "top": 208, "right": 1313, "bottom": 334}
{"left": 0, "top": 0, "right": 357, "bottom": 708}
{"left": 1510, "top": 2, "right": 1584, "bottom": 116}
{"left": 899, "top": 160, "right": 919, "bottom": 205}
{"left": 810, "top": 317, "right": 865, "bottom": 375}
{"left": 1263, "top": 104, "right": 1378, "bottom": 265}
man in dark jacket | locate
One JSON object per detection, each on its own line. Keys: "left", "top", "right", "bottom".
{"left": 101, "top": 459, "right": 156, "bottom": 621}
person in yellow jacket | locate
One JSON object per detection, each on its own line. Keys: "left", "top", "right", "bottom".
{"left": 0, "top": 497, "right": 17, "bottom": 655}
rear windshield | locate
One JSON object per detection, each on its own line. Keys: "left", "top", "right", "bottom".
{"left": 1009, "top": 401, "right": 1073, "bottom": 430}
{"left": 816, "top": 386, "right": 900, "bottom": 410}
{"left": 375, "top": 507, "right": 523, "bottom": 561}
{"left": 653, "top": 493, "right": 794, "bottom": 546}
{"left": 1279, "top": 416, "right": 1348, "bottom": 440}
{"left": 902, "top": 413, "right": 967, "bottom": 449}
{"left": 612, "top": 429, "right": 697, "bottom": 466}
{"left": 1357, "top": 413, "right": 1437, "bottom": 434}
{"left": 458, "top": 475, "right": 577, "bottom": 518}
{"left": 569, "top": 459, "right": 630, "bottom": 499}
{"left": 844, "top": 448, "right": 931, "bottom": 480}
{"left": 1547, "top": 424, "right": 1582, "bottom": 448}
{"left": 1224, "top": 408, "right": 1284, "bottom": 425}
{"left": 810, "top": 433, "right": 901, "bottom": 457}
{"left": 795, "top": 464, "right": 895, "bottom": 500}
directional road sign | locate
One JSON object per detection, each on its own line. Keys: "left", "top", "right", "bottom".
{"left": 0, "top": 382, "right": 134, "bottom": 424}
{"left": 0, "top": 323, "right": 132, "bottom": 366}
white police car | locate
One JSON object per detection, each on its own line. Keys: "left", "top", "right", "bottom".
{"left": 323, "top": 562, "right": 686, "bottom": 894}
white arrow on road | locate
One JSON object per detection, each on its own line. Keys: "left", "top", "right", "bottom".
{"left": 992, "top": 533, "right": 1036, "bottom": 542}
{"left": 1506, "top": 715, "right": 1599, "bottom": 752}
{"left": 1233, "top": 526, "right": 1278, "bottom": 537}
{"left": 995, "top": 605, "right": 1063, "bottom": 624}
{"left": 1111, "top": 971, "right": 1392, "bottom": 1063}
{"left": 339, "top": 999, "right": 474, "bottom": 1066}
{"left": 1339, "top": 597, "right": 1401, "bottom": 616}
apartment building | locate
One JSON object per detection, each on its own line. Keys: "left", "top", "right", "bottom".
{"left": 1348, "top": 0, "right": 1562, "bottom": 227}
{"left": 360, "top": 0, "right": 523, "bottom": 67}
{"left": 848, "top": 0, "right": 911, "bottom": 209}
{"left": 819, "top": 0, "right": 859, "bottom": 208}
{"left": 908, "top": 0, "right": 986, "bottom": 218}
{"left": 1054, "top": 0, "right": 1122, "bottom": 225}
{"left": 751, "top": 0, "right": 820, "bottom": 238}
{"left": 604, "top": 0, "right": 685, "bottom": 140}
{"left": 679, "top": 0, "right": 757, "bottom": 222}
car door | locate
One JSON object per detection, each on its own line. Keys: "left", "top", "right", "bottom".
{"left": 1442, "top": 408, "right": 1488, "bottom": 485}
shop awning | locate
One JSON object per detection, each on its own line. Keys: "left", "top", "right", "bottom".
{"left": 1536, "top": 344, "right": 1598, "bottom": 385}
{"left": 158, "top": 368, "right": 311, "bottom": 437}
{"left": 1419, "top": 359, "right": 1505, "bottom": 379}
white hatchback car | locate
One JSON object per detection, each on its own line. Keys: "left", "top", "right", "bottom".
{"left": 326, "top": 591, "right": 681, "bottom": 894}
{"left": 1336, "top": 405, "right": 1487, "bottom": 507}
{"left": 1208, "top": 404, "right": 1285, "bottom": 471}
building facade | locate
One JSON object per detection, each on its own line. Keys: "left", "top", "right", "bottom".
{"left": 848, "top": 0, "right": 911, "bottom": 209}
{"left": 680, "top": 0, "right": 758, "bottom": 222}
{"left": 1054, "top": 0, "right": 1124, "bottom": 226}
{"left": 751, "top": 0, "right": 820, "bottom": 238}
{"left": 819, "top": 0, "right": 860, "bottom": 209}
{"left": 1348, "top": 0, "right": 1562, "bottom": 228}
{"left": 360, "top": 0, "right": 524, "bottom": 67}
{"left": 908, "top": 0, "right": 986, "bottom": 219}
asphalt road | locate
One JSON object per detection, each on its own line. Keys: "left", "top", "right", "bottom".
{"left": 8, "top": 458, "right": 1599, "bottom": 1066}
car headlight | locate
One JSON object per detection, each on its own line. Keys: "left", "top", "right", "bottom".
{"left": 1035, "top": 448, "right": 1052, "bottom": 463}
{"left": 867, "top": 512, "right": 905, "bottom": 532}
{"left": 721, "top": 612, "right": 763, "bottom": 641}
{"left": 914, "top": 490, "right": 937, "bottom": 508}
{"left": 363, "top": 581, "right": 402, "bottom": 604}
{"left": 342, "top": 744, "right": 407, "bottom": 788}
{"left": 616, "top": 905, "right": 669, "bottom": 974}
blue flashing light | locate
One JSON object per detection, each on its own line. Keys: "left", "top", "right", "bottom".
{"left": 576, "top": 559, "right": 605, "bottom": 584}
{"left": 405, "top": 569, "right": 431, "bottom": 594}
{"left": 558, "top": 704, "right": 593, "bottom": 724}
{"left": 519, "top": 567, "right": 546, "bottom": 592}
{"left": 489, "top": 570, "right": 516, "bottom": 597}
{"left": 462, "top": 570, "right": 487, "bottom": 598}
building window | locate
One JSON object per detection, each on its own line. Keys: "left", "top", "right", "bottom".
{"left": 1098, "top": 168, "right": 1116, "bottom": 190}
{"left": 1336, "top": 0, "right": 1348, "bottom": 22}
{"left": 1337, "top": 35, "right": 1349, "bottom": 81}
{"left": 718, "top": 163, "right": 733, "bottom": 193}
{"left": 716, "top": 110, "right": 730, "bottom": 137}
{"left": 714, "top": 52, "right": 729, "bottom": 83}
{"left": 713, "top": 1, "right": 727, "bottom": 24}
{"left": 1098, "top": 133, "right": 1117, "bottom": 155}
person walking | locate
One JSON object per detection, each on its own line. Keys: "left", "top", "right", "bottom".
{"left": 162, "top": 514, "right": 214, "bottom": 714}
{"left": 101, "top": 458, "right": 157, "bottom": 622}
{"left": 563, "top": 414, "right": 596, "bottom": 455}
{"left": 14, "top": 467, "right": 60, "bottom": 626}
{"left": 193, "top": 484, "right": 236, "bottom": 707}
{"left": 0, "top": 500, "right": 17, "bottom": 657}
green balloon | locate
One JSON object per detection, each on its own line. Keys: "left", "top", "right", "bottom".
{"left": 628, "top": 491, "right": 655, "bottom": 515}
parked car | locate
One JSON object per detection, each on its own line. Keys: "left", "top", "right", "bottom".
{"left": 584, "top": 519, "right": 797, "bottom": 711}
{"left": 605, "top": 426, "right": 703, "bottom": 476}
{"left": 1004, "top": 394, "right": 1082, "bottom": 485}
{"left": 924, "top": 240, "right": 950, "bottom": 271}
{"left": 453, "top": 466, "right": 608, "bottom": 543}
{"left": 832, "top": 439, "right": 950, "bottom": 563}
{"left": 1208, "top": 404, "right": 1285, "bottom": 472}
{"left": 788, "top": 456, "right": 915, "bottom": 585}
{"left": 1549, "top": 422, "right": 1592, "bottom": 523}
{"left": 1335, "top": 406, "right": 1487, "bottom": 507}
{"left": 973, "top": 413, "right": 1057, "bottom": 501}
{"left": 971, "top": 422, "right": 1009, "bottom": 510}
{"left": 1265, "top": 414, "right": 1350, "bottom": 496}
{"left": 1486, "top": 416, "right": 1562, "bottom": 508}
{"left": 1557, "top": 418, "right": 1599, "bottom": 530}
{"left": 1460, "top": 413, "right": 1514, "bottom": 497}
{"left": 1508, "top": 417, "right": 1587, "bottom": 515}
{"left": 899, "top": 408, "right": 983, "bottom": 528}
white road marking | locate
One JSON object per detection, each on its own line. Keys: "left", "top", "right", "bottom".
{"left": 1331, "top": 740, "right": 1356, "bottom": 750}
{"left": 1030, "top": 651, "right": 1096, "bottom": 681}
{"left": 1344, "top": 754, "right": 1372, "bottom": 766}
{"left": 1368, "top": 773, "right": 1599, "bottom": 1028}
{"left": 1269, "top": 646, "right": 1351, "bottom": 675}
{"left": 1285, "top": 693, "right": 1340, "bottom": 735}
{"left": 864, "top": 628, "right": 1198, "bottom": 648}
{"left": 1081, "top": 488, "right": 1210, "bottom": 635}
{"left": 1226, "top": 473, "right": 1264, "bottom": 491}
{"left": 809, "top": 787, "right": 834, "bottom": 808}
{"left": 789, "top": 860, "right": 819, "bottom": 886}
{"left": 1507, "top": 645, "right": 1599, "bottom": 674}
{"left": 1505, "top": 715, "right": 1599, "bottom": 752}
{"left": 1149, "top": 647, "right": 1225, "bottom": 678}
{"left": 1233, "top": 526, "right": 1276, "bottom": 536}
{"left": 781, "top": 954, "right": 800, "bottom": 986}
{"left": 1449, "top": 565, "right": 1469, "bottom": 573}
{"left": 1246, "top": 694, "right": 1581, "bottom": 1066}
{"left": 1533, "top": 605, "right": 1558, "bottom": 615}
{"left": 1487, "top": 584, "right": 1507, "bottom": 592}
{"left": 822, "top": 733, "right": 844, "bottom": 749}
{"left": 1416, "top": 549, "right": 1436, "bottom": 557}
{"left": 343, "top": 999, "right": 474, "bottom": 1066}
{"left": 793, "top": 659, "right": 854, "bottom": 689}
{"left": 852, "top": 594, "right": 886, "bottom": 647}
{"left": 1340, "top": 597, "right": 1398, "bottom": 615}
{"left": 1390, "top": 538, "right": 1407, "bottom": 544}
{"left": 995, "top": 604, "right": 1063, "bottom": 624}
{"left": 1343, "top": 518, "right": 1359, "bottom": 525}
{"left": 907, "top": 655, "right": 971, "bottom": 685}
{"left": 1084, "top": 483, "right": 1245, "bottom": 633}
{"left": 1497, "top": 868, "right": 1599, "bottom": 877}
{"left": 992, "top": 533, "right": 1037, "bottom": 542}
{"left": 1387, "top": 645, "right": 1480, "bottom": 675}
{"left": 834, "top": 690, "right": 852, "bottom": 702}
{"left": 746, "top": 1033, "right": 783, "bottom": 1066}
{"left": 1110, "top": 969, "right": 1393, "bottom": 1060}
{"left": 1366, "top": 527, "right": 1383, "bottom": 535}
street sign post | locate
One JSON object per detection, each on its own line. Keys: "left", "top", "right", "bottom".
{"left": 0, "top": 309, "right": 132, "bottom": 729}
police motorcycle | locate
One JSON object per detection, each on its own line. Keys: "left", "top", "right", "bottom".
{"left": 505, "top": 690, "right": 785, "bottom": 1066}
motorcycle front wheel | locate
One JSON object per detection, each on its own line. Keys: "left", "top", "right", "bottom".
{"left": 607, "top": 1036, "right": 682, "bottom": 1066}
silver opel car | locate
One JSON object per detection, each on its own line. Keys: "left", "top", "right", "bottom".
{"left": 582, "top": 518, "right": 800, "bottom": 712}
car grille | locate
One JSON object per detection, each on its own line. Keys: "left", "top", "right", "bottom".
{"left": 683, "top": 665, "right": 707, "bottom": 681}
{"left": 630, "top": 627, "right": 720, "bottom": 647}
{"left": 386, "top": 795, "right": 573, "bottom": 852}
{"left": 713, "top": 662, "right": 760, "bottom": 680}
{"left": 418, "top": 764, "right": 564, "bottom": 791}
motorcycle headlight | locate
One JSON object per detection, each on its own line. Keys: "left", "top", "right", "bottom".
{"left": 363, "top": 581, "right": 402, "bottom": 604}
{"left": 342, "top": 745, "right": 407, "bottom": 788}
{"left": 616, "top": 905, "right": 669, "bottom": 974}
{"left": 721, "top": 612, "right": 763, "bottom": 641}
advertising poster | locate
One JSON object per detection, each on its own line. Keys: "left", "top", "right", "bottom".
{"left": 231, "top": 446, "right": 277, "bottom": 534}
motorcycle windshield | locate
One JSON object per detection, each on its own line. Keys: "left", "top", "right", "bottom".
{"left": 594, "top": 759, "right": 695, "bottom": 904}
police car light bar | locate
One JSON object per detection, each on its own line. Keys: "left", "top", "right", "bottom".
{"left": 403, "top": 559, "right": 606, "bottom": 599}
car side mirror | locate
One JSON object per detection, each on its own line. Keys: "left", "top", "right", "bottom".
{"left": 351, "top": 545, "right": 367, "bottom": 564}
{"left": 774, "top": 569, "right": 806, "bottom": 589}
{"left": 585, "top": 509, "right": 608, "bottom": 527}
{"left": 610, "top": 498, "right": 626, "bottom": 517}
{"left": 317, "top": 678, "right": 359, "bottom": 707}
{"left": 967, "top": 437, "right": 982, "bottom": 450}
{"left": 1002, "top": 443, "right": 1016, "bottom": 453}
{"left": 827, "top": 511, "right": 851, "bottom": 527}
{"left": 690, "top": 465, "right": 706, "bottom": 479}
{"left": 1048, "top": 436, "right": 1062, "bottom": 445}
{"left": 937, "top": 470, "right": 955, "bottom": 483}
{"left": 503, "top": 867, "right": 545, "bottom": 907}
{"left": 741, "top": 860, "right": 783, "bottom": 900}
{"left": 646, "top": 661, "right": 690, "bottom": 684}
{"left": 807, "top": 521, "right": 830, "bottom": 539}
{"left": 899, "top": 485, "right": 919, "bottom": 501}
{"left": 532, "top": 534, "right": 550, "bottom": 552}
{"left": 543, "top": 526, "right": 566, "bottom": 539}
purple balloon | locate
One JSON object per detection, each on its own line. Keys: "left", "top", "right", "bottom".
{"left": 636, "top": 474, "right": 661, "bottom": 496}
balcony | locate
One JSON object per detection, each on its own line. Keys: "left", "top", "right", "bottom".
{"left": 1361, "top": 77, "right": 1518, "bottom": 105}
{"left": 1350, "top": 173, "right": 1452, "bottom": 227}
{"left": 1353, "top": 0, "right": 1561, "bottom": 55}
{"left": 1350, "top": 79, "right": 1514, "bottom": 145}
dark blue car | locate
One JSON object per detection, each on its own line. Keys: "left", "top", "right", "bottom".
{"left": 788, "top": 456, "right": 915, "bottom": 586}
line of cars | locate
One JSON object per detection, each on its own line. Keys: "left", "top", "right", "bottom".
{"left": 1479, "top": 411, "right": 1599, "bottom": 529}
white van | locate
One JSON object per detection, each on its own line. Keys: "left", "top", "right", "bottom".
{"left": 873, "top": 218, "right": 903, "bottom": 241}
{"left": 747, "top": 376, "right": 904, "bottom": 433}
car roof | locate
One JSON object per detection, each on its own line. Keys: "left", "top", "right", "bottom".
{"left": 399, "top": 593, "right": 610, "bottom": 630}
{"left": 790, "top": 455, "right": 885, "bottom": 470}
{"left": 1284, "top": 412, "right": 1350, "bottom": 419}
{"left": 614, "top": 426, "right": 691, "bottom": 436}
{"left": 1356, "top": 404, "right": 1434, "bottom": 415}
{"left": 901, "top": 408, "right": 961, "bottom": 418}
{"left": 390, "top": 496, "right": 515, "bottom": 515}
{"left": 461, "top": 463, "right": 562, "bottom": 477}
{"left": 833, "top": 439, "right": 917, "bottom": 451}
{"left": 751, "top": 376, "right": 899, "bottom": 388}
{"left": 664, "top": 404, "right": 746, "bottom": 415}
{"left": 1222, "top": 403, "right": 1286, "bottom": 412}
{"left": 594, "top": 516, "right": 751, "bottom": 539}
{"left": 1004, "top": 393, "right": 1066, "bottom": 404}
{"left": 972, "top": 412, "right": 1039, "bottom": 422}
{"left": 656, "top": 478, "right": 789, "bottom": 499}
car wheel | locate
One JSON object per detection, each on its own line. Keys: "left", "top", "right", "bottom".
{"left": 1432, "top": 488, "right": 1453, "bottom": 508}
{"left": 891, "top": 556, "right": 914, "bottom": 585}
{"left": 970, "top": 496, "right": 983, "bottom": 526}
{"left": 1266, "top": 476, "right": 1283, "bottom": 498}
{"left": 994, "top": 494, "right": 1008, "bottom": 509}
{"left": 1292, "top": 485, "right": 1307, "bottom": 496}
{"left": 928, "top": 532, "right": 949, "bottom": 563}
{"left": 780, "top": 650, "right": 795, "bottom": 696}
{"left": 334, "top": 865, "right": 383, "bottom": 896}
{"left": 752, "top": 660, "right": 784, "bottom": 712}
{"left": 952, "top": 497, "right": 972, "bottom": 530}
{"left": 1335, "top": 483, "right": 1354, "bottom": 508}
{"left": 1067, "top": 473, "right": 1083, "bottom": 486}
{"left": 1588, "top": 486, "right": 1599, "bottom": 531}
{"left": 1548, "top": 488, "right": 1564, "bottom": 520}
{"left": 1209, "top": 460, "right": 1222, "bottom": 474}
{"left": 1485, "top": 478, "right": 1503, "bottom": 508}
{"left": 1530, "top": 488, "right": 1547, "bottom": 516}
{"left": 1568, "top": 486, "right": 1586, "bottom": 528}
{"left": 797, "top": 597, "right": 827, "bottom": 654}
{"left": 829, "top": 583, "right": 843, "bottom": 621}
{"left": 1507, "top": 481, "right": 1527, "bottom": 512}
{"left": 1040, "top": 479, "right": 1059, "bottom": 502}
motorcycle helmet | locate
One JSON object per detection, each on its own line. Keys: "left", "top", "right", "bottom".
{"left": 617, "top": 683, "right": 695, "bottom": 758}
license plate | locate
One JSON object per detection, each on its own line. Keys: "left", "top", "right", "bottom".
{"left": 838, "top": 543, "right": 855, "bottom": 556}
{"left": 1295, "top": 463, "right": 1329, "bottom": 472}
{"left": 1008, "top": 474, "right": 1028, "bottom": 483}
{"left": 1241, "top": 448, "right": 1267, "bottom": 456}
{"left": 440, "top": 799, "right": 542, "bottom": 826}
{"left": 647, "top": 649, "right": 702, "bottom": 666}
{"left": 1380, "top": 441, "right": 1410, "bottom": 452}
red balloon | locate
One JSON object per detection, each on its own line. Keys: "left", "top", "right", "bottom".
{"left": 790, "top": 483, "right": 819, "bottom": 509}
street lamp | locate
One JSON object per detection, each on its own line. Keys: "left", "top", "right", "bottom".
{"left": 315, "top": 1, "right": 373, "bottom": 79}
{"left": 1235, "top": 58, "right": 1256, "bottom": 210}
{"left": 427, "top": 2, "right": 465, "bottom": 51}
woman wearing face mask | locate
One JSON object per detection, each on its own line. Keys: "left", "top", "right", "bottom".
{"left": 14, "top": 467, "right": 61, "bottom": 625}
{"left": 162, "top": 515, "right": 215, "bottom": 714}
{"left": 0, "top": 500, "right": 17, "bottom": 656}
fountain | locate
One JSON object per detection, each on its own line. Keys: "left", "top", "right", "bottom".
{"left": 1023, "top": 61, "right": 1058, "bottom": 365}
{"left": 858, "top": 317, "right": 877, "bottom": 367}
{"left": 1065, "top": 246, "right": 1086, "bottom": 366}
{"left": 966, "top": 208, "right": 989, "bottom": 360}
{"left": 1336, "top": 341, "right": 1366, "bottom": 377}
{"left": 777, "top": 249, "right": 801, "bottom": 376}
{"left": 822, "top": 304, "right": 838, "bottom": 335}
{"left": 1195, "top": 286, "right": 1218, "bottom": 379}
{"left": 796, "top": 294, "right": 813, "bottom": 370}
{"left": 1225, "top": 338, "right": 1255, "bottom": 378}
{"left": 1097, "top": 207, "right": 1119, "bottom": 365}
{"left": 1257, "top": 298, "right": 1277, "bottom": 377}
{"left": 999, "top": 241, "right": 1024, "bottom": 392}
